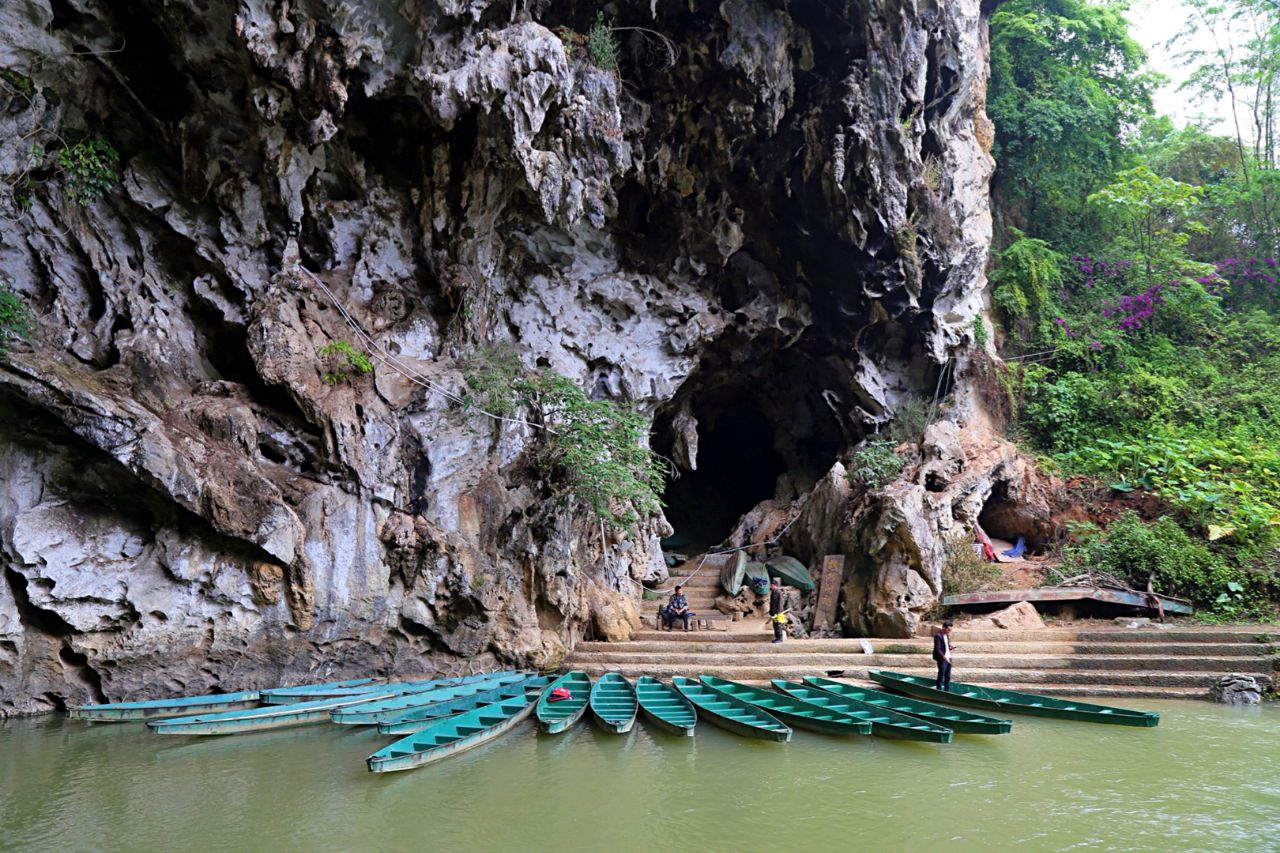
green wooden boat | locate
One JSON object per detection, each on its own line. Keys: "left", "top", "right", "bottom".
{"left": 589, "top": 673, "right": 638, "bottom": 734}
{"left": 535, "top": 671, "right": 592, "bottom": 734}
{"left": 699, "top": 676, "right": 871, "bottom": 736}
{"left": 148, "top": 687, "right": 407, "bottom": 735}
{"left": 635, "top": 676, "right": 697, "bottom": 736}
{"left": 367, "top": 686, "right": 550, "bottom": 773}
{"left": 329, "top": 672, "right": 528, "bottom": 725}
{"left": 672, "top": 676, "right": 791, "bottom": 742}
{"left": 262, "top": 675, "right": 499, "bottom": 705}
{"left": 803, "top": 676, "right": 1012, "bottom": 734}
{"left": 258, "top": 678, "right": 378, "bottom": 704}
{"left": 765, "top": 556, "right": 815, "bottom": 590}
{"left": 719, "top": 551, "right": 748, "bottom": 595}
{"left": 868, "top": 670, "right": 1160, "bottom": 727}
{"left": 68, "top": 690, "right": 261, "bottom": 722}
{"left": 770, "top": 680, "right": 953, "bottom": 743}
{"left": 378, "top": 676, "right": 554, "bottom": 735}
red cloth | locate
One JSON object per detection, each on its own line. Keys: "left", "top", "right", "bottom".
{"left": 547, "top": 687, "right": 572, "bottom": 702}
{"left": 975, "top": 526, "right": 997, "bottom": 562}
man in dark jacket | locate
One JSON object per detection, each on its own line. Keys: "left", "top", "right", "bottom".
{"left": 769, "top": 578, "right": 785, "bottom": 644}
{"left": 933, "top": 620, "right": 954, "bottom": 690}
{"left": 664, "top": 585, "right": 690, "bottom": 631}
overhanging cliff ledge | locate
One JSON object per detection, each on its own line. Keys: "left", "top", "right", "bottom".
{"left": 0, "top": 0, "right": 1041, "bottom": 716}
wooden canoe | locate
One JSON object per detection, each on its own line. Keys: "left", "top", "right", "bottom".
{"left": 771, "top": 680, "right": 953, "bottom": 743}
{"left": 378, "top": 676, "right": 554, "bottom": 735}
{"left": 262, "top": 674, "right": 502, "bottom": 705}
{"left": 868, "top": 670, "right": 1160, "bottom": 727}
{"left": 367, "top": 687, "right": 549, "bottom": 773}
{"left": 589, "top": 673, "right": 638, "bottom": 734}
{"left": 804, "top": 676, "right": 1012, "bottom": 734}
{"left": 257, "top": 678, "right": 379, "bottom": 704}
{"left": 68, "top": 690, "right": 261, "bottom": 722}
{"left": 535, "top": 671, "right": 592, "bottom": 734}
{"left": 148, "top": 688, "right": 408, "bottom": 735}
{"left": 635, "top": 676, "right": 696, "bottom": 737}
{"left": 765, "top": 556, "right": 815, "bottom": 590}
{"left": 719, "top": 551, "right": 748, "bottom": 595}
{"left": 329, "top": 673, "right": 529, "bottom": 725}
{"left": 672, "top": 676, "right": 791, "bottom": 742}
{"left": 699, "top": 676, "right": 871, "bottom": 736}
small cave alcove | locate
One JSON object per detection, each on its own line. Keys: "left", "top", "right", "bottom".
{"left": 653, "top": 349, "right": 848, "bottom": 548}
{"left": 978, "top": 480, "right": 1047, "bottom": 554}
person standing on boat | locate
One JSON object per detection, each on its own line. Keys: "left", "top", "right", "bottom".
{"left": 933, "top": 620, "right": 954, "bottom": 691}
{"left": 664, "top": 585, "right": 691, "bottom": 631}
{"left": 769, "top": 578, "right": 786, "bottom": 644}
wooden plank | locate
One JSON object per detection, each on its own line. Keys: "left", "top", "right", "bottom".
{"left": 812, "top": 555, "right": 844, "bottom": 631}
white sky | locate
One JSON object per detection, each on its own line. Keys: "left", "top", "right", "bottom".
{"left": 1127, "top": 0, "right": 1247, "bottom": 137}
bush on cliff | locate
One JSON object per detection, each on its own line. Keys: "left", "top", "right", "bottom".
{"left": 462, "top": 346, "right": 665, "bottom": 532}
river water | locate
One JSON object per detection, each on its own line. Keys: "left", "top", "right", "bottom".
{"left": 2, "top": 699, "right": 1277, "bottom": 852}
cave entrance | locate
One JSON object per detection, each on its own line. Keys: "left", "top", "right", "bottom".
{"left": 978, "top": 480, "right": 1045, "bottom": 555}
{"left": 654, "top": 349, "right": 847, "bottom": 549}
{"left": 660, "top": 391, "right": 789, "bottom": 547}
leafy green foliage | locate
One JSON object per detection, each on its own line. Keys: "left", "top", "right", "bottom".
{"left": 989, "top": 229, "right": 1063, "bottom": 335}
{"left": 987, "top": 0, "right": 1155, "bottom": 251}
{"left": 846, "top": 438, "right": 904, "bottom": 490}
{"left": 0, "top": 282, "right": 31, "bottom": 354}
{"left": 57, "top": 139, "right": 118, "bottom": 205}
{"left": 463, "top": 346, "right": 665, "bottom": 531}
{"left": 990, "top": 0, "right": 1280, "bottom": 619}
{"left": 1173, "top": 0, "right": 1280, "bottom": 257}
{"left": 884, "top": 398, "right": 932, "bottom": 445}
{"left": 0, "top": 68, "right": 34, "bottom": 99}
{"left": 1060, "top": 511, "right": 1271, "bottom": 618}
{"left": 1087, "top": 167, "right": 1206, "bottom": 281}
{"left": 587, "top": 12, "right": 618, "bottom": 71}
{"left": 317, "top": 340, "right": 374, "bottom": 385}
{"left": 972, "top": 315, "right": 989, "bottom": 350}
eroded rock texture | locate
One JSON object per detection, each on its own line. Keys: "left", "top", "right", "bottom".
{"left": 1, "top": 0, "right": 1003, "bottom": 713}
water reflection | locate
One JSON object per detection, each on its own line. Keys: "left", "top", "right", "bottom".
{"left": 1, "top": 700, "right": 1277, "bottom": 852}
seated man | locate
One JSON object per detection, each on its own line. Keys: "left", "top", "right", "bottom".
{"left": 664, "top": 585, "right": 691, "bottom": 631}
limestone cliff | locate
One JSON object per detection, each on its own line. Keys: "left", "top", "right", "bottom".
{"left": 0, "top": 0, "right": 1014, "bottom": 716}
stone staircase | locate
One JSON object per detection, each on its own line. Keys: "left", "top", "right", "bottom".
{"left": 642, "top": 567, "right": 732, "bottom": 629}
{"left": 565, "top": 623, "right": 1278, "bottom": 699}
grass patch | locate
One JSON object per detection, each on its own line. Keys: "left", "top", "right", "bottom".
{"left": 943, "top": 537, "right": 1003, "bottom": 596}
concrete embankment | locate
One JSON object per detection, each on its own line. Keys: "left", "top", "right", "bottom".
{"left": 566, "top": 625, "right": 1277, "bottom": 699}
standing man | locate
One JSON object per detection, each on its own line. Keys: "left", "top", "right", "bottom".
{"left": 933, "top": 620, "right": 954, "bottom": 691}
{"left": 768, "top": 578, "right": 786, "bottom": 644}
{"left": 665, "top": 585, "right": 690, "bottom": 632}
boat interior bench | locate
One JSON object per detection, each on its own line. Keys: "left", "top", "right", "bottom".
{"left": 653, "top": 610, "right": 729, "bottom": 632}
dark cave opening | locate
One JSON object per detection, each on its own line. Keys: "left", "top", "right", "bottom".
{"left": 654, "top": 347, "right": 847, "bottom": 548}
{"left": 978, "top": 480, "right": 1046, "bottom": 553}
{"left": 659, "top": 392, "right": 790, "bottom": 547}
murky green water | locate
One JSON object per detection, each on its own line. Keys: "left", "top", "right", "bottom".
{"left": 2, "top": 700, "right": 1278, "bottom": 852}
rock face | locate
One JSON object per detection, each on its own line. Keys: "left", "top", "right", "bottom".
{"left": 0, "top": 0, "right": 1004, "bottom": 713}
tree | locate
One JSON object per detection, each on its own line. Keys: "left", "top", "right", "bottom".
{"left": 1174, "top": 0, "right": 1280, "bottom": 255}
{"left": 988, "top": 0, "right": 1158, "bottom": 251}
{"left": 1087, "top": 166, "right": 1206, "bottom": 282}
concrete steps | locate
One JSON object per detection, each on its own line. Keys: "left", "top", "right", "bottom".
{"left": 567, "top": 651, "right": 1271, "bottom": 674}
{"left": 631, "top": 628, "right": 1271, "bottom": 642}
{"left": 587, "top": 640, "right": 1270, "bottom": 657}
{"left": 565, "top": 624, "right": 1277, "bottom": 699}
{"left": 568, "top": 663, "right": 1264, "bottom": 688}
